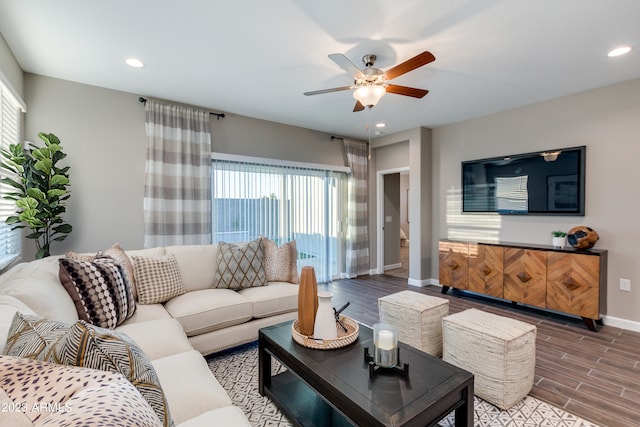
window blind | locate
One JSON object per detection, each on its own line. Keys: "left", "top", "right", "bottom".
{"left": 212, "top": 155, "right": 346, "bottom": 283}
{"left": 0, "top": 79, "right": 25, "bottom": 269}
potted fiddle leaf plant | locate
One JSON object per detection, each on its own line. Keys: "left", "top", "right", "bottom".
{"left": 551, "top": 230, "right": 567, "bottom": 248}
{"left": 0, "top": 132, "right": 72, "bottom": 258}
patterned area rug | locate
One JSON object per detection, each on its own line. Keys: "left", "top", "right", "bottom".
{"left": 207, "top": 342, "right": 599, "bottom": 427}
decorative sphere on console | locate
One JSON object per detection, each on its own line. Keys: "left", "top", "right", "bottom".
{"left": 567, "top": 226, "right": 599, "bottom": 249}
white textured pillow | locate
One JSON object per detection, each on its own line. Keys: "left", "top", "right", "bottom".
{"left": 132, "top": 254, "right": 185, "bottom": 304}
{"left": 262, "top": 238, "right": 298, "bottom": 284}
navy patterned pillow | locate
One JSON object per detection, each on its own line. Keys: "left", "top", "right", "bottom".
{"left": 58, "top": 256, "right": 136, "bottom": 328}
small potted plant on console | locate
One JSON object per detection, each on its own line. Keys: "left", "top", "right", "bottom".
{"left": 551, "top": 231, "right": 567, "bottom": 248}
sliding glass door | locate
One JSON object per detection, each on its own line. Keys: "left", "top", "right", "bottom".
{"left": 212, "top": 157, "right": 346, "bottom": 283}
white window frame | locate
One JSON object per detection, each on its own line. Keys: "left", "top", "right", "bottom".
{"left": 0, "top": 71, "right": 26, "bottom": 270}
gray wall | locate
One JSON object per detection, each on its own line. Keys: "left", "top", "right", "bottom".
{"left": 433, "top": 78, "right": 640, "bottom": 326}
{"left": 0, "top": 32, "right": 23, "bottom": 98}
{"left": 22, "top": 74, "right": 346, "bottom": 258}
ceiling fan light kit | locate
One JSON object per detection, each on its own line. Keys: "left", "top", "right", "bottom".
{"left": 353, "top": 85, "right": 386, "bottom": 107}
{"left": 305, "top": 50, "right": 436, "bottom": 111}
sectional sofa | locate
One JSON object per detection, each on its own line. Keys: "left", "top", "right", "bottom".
{"left": 0, "top": 240, "right": 300, "bottom": 426}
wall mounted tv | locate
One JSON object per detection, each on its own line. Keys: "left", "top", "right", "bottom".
{"left": 462, "top": 146, "right": 585, "bottom": 216}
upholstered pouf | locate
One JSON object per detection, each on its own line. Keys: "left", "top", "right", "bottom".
{"left": 442, "top": 308, "right": 537, "bottom": 410}
{"left": 378, "top": 290, "right": 449, "bottom": 356}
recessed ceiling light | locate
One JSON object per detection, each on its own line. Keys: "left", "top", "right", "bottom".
{"left": 607, "top": 46, "right": 632, "bottom": 57}
{"left": 375, "top": 123, "right": 386, "bottom": 128}
{"left": 125, "top": 58, "right": 145, "bottom": 68}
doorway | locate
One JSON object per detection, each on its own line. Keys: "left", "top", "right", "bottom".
{"left": 377, "top": 168, "right": 410, "bottom": 279}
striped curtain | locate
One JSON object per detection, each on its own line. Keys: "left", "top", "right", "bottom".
{"left": 343, "top": 138, "right": 369, "bottom": 277}
{"left": 143, "top": 100, "right": 212, "bottom": 247}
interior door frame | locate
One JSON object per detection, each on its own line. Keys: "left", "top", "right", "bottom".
{"left": 376, "top": 166, "right": 409, "bottom": 274}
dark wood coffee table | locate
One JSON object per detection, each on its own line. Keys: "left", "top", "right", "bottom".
{"left": 259, "top": 320, "right": 474, "bottom": 427}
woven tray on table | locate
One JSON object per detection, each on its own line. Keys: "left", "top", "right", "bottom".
{"left": 292, "top": 315, "right": 359, "bottom": 350}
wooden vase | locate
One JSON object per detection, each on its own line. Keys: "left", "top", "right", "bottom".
{"left": 298, "top": 266, "right": 319, "bottom": 336}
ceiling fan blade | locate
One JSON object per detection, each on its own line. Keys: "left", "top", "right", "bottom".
{"left": 328, "top": 53, "right": 365, "bottom": 79}
{"left": 353, "top": 101, "right": 365, "bottom": 112}
{"left": 383, "top": 51, "right": 435, "bottom": 81}
{"left": 386, "top": 84, "right": 429, "bottom": 98}
{"left": 304, "top": 86, "right": 353, "bottom": 96}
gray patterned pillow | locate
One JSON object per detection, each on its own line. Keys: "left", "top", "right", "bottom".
{"left": 214, "top": 238, "right": 267, "bottom": 289}
{"left": 3, "top": 313, "right": 71, "bottom": 360}
{"left": 132, "top": 254, "right": 185, "bottom": 304}
{"left": 58, "top": 256, "right": 136, "bottom": 328}
{"left": 263, "top": 238, "right": 299, "bottom": 284}
{"left": 51, "top": 320, "right": 173, "bottom": 427}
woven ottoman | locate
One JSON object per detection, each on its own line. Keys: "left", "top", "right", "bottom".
{"left": 378, "top": 290, "right": 449, "bottom": 356}
{"left": 442, "top": 308, "right": 536, "bottom": 409}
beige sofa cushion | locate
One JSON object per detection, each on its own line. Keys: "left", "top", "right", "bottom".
{"left": 0, "top": 295, "right": 36, "bottom": 354}
{"left": 165, "top": 245, "right": 217, "bottom": 292}
{"left": 117, "top": 318, "right": 193, "bottom": 361}
{"left": 152, "top": 350, "right": 233, "bottom": 425}
{"left": 123, "top": 303, "right": 173, "bottom": 324}
{"left": 237, "top": 282, "right": 299, "bottom": 318}
{"left": 0, "top": 256, "right": 79, "bottom": 324}
{"left": 163, "top": 289, "right": 253, "bottom": 336}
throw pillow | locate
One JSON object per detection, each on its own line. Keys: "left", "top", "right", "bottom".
{"left": 58, "top": 256, "right": 136, "bottom": 328}
{"left": 132, "top": 254, "right": 185, "bottom": 304}
{"left": 262, "top": 238, "right": 299, "bottom": 284}
{"left": 3, "top": 312, "right": 70, "bottom": 360}
{"left": 51, "top": 320, "right": 173, "bottom": 427}
{"left": 66, "top": 242, "right": 138, "bottom": 300}
{"left": 214, "top": 238, "right": 266, "bottom": 289}
{"left": 0, "top": 354, "right": 163, "bottom": 427}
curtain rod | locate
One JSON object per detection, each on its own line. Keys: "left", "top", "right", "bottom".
{"left": 138, "top": 97, "right": 225, "bottom": 120}
{"left": 331, "top": 135, "right": 368, "bottom": 145}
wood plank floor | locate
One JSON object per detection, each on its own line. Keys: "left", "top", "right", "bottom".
{"left": 323, "top": 274, "right": 640, "bottom": 427}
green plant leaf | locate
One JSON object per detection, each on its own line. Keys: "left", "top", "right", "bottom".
{"left": 0, "top": 177, "right": 24, "bottom": 190}
{"left": 16, "top": 197, "right": 38, "bottom": 210}
{"left": 34, "top": 158, "right": 53, "bottom": 175}
{"left": 27, "top": 187, "right": 47, "bottom": 202}
{"left": 31, "top": 147, "right": 50, "bottom": 161}
{"left": 53, "top": 224, "right": 72, "bottom": 234}
{"left": 47, "top": 189, "right": 67, "bottom": 198}
{"left": 50, "top": 174, "right": 70, "bottom": 186}
{"left": 6, "top": 216, "right": 21, "bottom": 225}
{"left": 35, "top": 247, "right": 49, "bottom": 259}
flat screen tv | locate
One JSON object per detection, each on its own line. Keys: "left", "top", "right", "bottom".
{"left": 462, "top": 146, "right": 585, "bottom": 216}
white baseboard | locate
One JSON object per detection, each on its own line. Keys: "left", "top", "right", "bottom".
{"left": 602, "top": 315, "right": 640, "bottom": 333}
{"left": 384, "top": 263, "right": 402, "bottom": 271}
{"left": 407, "top": 278, "right": 439, "bottom": 287}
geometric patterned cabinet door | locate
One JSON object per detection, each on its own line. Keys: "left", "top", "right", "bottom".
{"left": 438, "top": 241, "right": 469, "bottom": 290}
{"left": 503, "top": 248, "right": 547, "bottom": 307}
{"left": 546, "top": 252, "right": 600, "bottom": 320}
{"left": 469, "top": 244, "right": 504, "bottom": 298}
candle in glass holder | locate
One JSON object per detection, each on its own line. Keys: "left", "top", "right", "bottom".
{"left": 373, "top": 323, "right": 398, "bottom": 367}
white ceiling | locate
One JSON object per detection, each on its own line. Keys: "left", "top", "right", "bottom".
{"left": 1, "top": 0, "right": 639, "bottom": 139}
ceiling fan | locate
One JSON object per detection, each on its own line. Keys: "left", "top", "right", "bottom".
{"left": 304, "top": 51, "right": 435, "bottom": 112}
